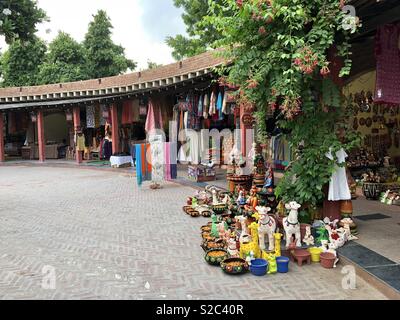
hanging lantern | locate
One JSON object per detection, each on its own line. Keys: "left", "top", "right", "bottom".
{"left": 65, "top": 109, "right": 73, "bottom": 122}
{"left": 30, "top": 112, "right": 37, "bottom": 123}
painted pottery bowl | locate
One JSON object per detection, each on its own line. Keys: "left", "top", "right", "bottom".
{"left": 220, "top": 258, "right": 249, "bottom": 275}
{"left": 201, "top": 232, "right": 215, "bottom": 242}
{"left": 200, "top": 224, "right": 212, "bottom": 233}
{"left": 205, "top": 249, "right": 229, "bottom": 266}
{"left": 212, "top": 204, "right": 227, "bottom": 214}
{"left": 202, "top": 239, "right": 226, "bottom": 252}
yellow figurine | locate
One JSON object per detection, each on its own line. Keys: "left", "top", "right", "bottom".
{"left": 274, "top": 233, "right": 282, "bottom": 258}
{"left": 240, "top": 222, "right": 261, "bottom": 259}
{"left": 267, "top": 254, "right": 278, "bottom": 274}
{"left": 277, "top": 201, "right": 286, "bottom": 217}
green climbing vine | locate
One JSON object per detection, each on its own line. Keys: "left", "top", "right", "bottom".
{"left": 202, "top": 0, "right": 362, "bottom": 206}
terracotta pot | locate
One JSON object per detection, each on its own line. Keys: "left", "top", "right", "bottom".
{"left": 320, "top": 252, "right": 336, "bottom": 269}
{"left": 340, "top": 200, "right": 353, "bottom": 216}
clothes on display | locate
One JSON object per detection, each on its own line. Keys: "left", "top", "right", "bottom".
{"left": 134, "top": 141, "right": 178, "bottom": 186}
{"left": 375, "top": 23, "right": 400, "bottom": 105}
{"left": 269, "top": 134, "right": 291, "bottom": 170}
{"left": 145, "top": 99, "right": 164, "bottom": 133}
{"left": 75, "top": 133, "right": 86, "bottom": 151}
{"left": 326, "top": 148, "right": 352, "bottom": 201}
{"left": 86, "top": 105, "right": 95, "bottom": 129}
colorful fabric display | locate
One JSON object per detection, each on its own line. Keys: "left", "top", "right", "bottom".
{"left": 375, "top": 23, "right": 400, "bottom": 105}
{"left": 145, "top": 99, "right": 164, "bottom": 133}
{"left": 217, "top": 91, "right": 223, "bottom": 120}
{"left": 222, "top": 91, "right": 229, "bottom": 115}
{"left": 86, "top": 105, "right": 95, "bottom": 128}
{"left": 198, "top": 95, "right": 204, "bottom": 117}
{"left": 122, "top": 100, "right": 134, "bottom": 125}
{"left": 135, "top": 143, "right": 152, "bottom": 186}
{"left": 203, "top": 94, "right": 209, "bottom": 119}
{"left": 209, "top": 91, "right": 216, "bottom": 116}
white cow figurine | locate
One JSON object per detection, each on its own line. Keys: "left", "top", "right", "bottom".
{"left": 283, "top": 201, "right": 302, "bottom": 249}
{"left": 256, "top": 206, "right": 277, "bottom": 251}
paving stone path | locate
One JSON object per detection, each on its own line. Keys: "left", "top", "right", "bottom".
{"left": 0, "top": 166, "right": 387, "bottom": 300}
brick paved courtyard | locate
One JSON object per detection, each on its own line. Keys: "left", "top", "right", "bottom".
{"left": 0, "top": 166, "right": 387, "bottom": 300}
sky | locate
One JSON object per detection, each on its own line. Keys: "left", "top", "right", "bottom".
{"left": 0, "top": 0, "right": 187, "bottom": 70}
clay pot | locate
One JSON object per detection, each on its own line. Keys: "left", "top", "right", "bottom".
{"left": 340, "top": 200, "right": 353, "bottom": 216}
{"left": 320, "top": 252, "right": 336, "bottom": 269}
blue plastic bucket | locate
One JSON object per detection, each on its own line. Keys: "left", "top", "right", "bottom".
{"left": 277, "top": 256, "right": 290, "bottom": 273}
{"left": 249, "top": 259, "right": 268, "bottom": 276}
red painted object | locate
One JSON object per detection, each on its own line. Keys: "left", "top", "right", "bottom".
{"left": 37, "top": 110, "right": 45, "bottom": 163}
{"left": 0, "top": 113, "right": 4, "bottom": 162}
{"left": 73, "top": 107, "right": 82, "bottom": 164}
{"left": 111, "top": 104, "right": 119, "bottom": 154}
{"left": 290, "top": 249, "right": 311, "bottom": 267}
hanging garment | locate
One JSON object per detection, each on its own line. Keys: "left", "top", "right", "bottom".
{"left": 76, "top": 134, "right": 86, "bottom": 151}
{"left": 122, "top": 100, "right": 134, "bottom": 125}
{"left": 198, "top": 95, "right": 204, "bottom": 117}
{"left": 217, "top": 91, "right": 223, "bottom": 120}
{"left": 86, "top": 105, "right": 95, "bottom": 128}
{"left": 100, "top": 105, "right": 108, "bottom": 126}
{"left": 164, "top": 142, "right": 171, "bottom": 181}
{"left": 203, "top": 94, "right": 210, "bottom": 119}
{"left": 326, "top": 148, "right": 351, "bottom": 201}
{"left": 145, "top": 99, "right": 164, "bottom": 133}
{"left": 149, "top": 135, "right": 164, "bottom": 183}
{"left": 209, "top": 91, "right": 217, "bottom": 116}
{"left": 132, "top": 100, "right": 140, "bottom": 122}
{"left": 170, "top": 142, "right": 178, "bottom": 179}
{"left": 135, "top": 143, "right": 152, "bottom": 186}
{"left": 375, "top": 23, "right": 400, "bottom": 105}
{"left": 94, "top": 104, "right": 101, "bottom": 128}
{"left": 222, "top": 91, "right": 229, "bottom": 115}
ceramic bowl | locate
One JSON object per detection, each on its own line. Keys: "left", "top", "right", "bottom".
{"left": 220, "top": 258, "right": 249, "bottom": 275}
{"left": 204, "top": 249, "right": 229, "bottom": 266}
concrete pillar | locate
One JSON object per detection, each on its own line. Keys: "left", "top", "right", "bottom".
{"left": 0, "top": 113, "right": 4, "bottom": 162}
{"left": 111, "top": 104, "right": 119, "bottom": 154}
{"left": 37, "top": 110, "right": 45, "bottom": 163}
{"left": 73, "top": 107, "right": 82, "bottom": 164}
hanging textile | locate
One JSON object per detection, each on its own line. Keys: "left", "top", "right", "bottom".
{"left": 145, "top": 99, "right": 163, "bottom": 133}
{"left": 94, "top": 104, "right": 101, "bottom": 128}
{"left": 86, "top": 105, "right": 95, "bottom": 128}
{"left": 135, "top": 143, "right": 152, "bottom": 186}
{"left": 122, "top": 100, "right": 134, "bottom": 125}
{"left": 132, "top": 100, "right": 140, "bottom": 122}
{"left": 203, "top": 94, "right": 210, "bottom": 119}
{"left": 375, "top": 23, "right": 400, "bottom": 105}
{"left": 75, "top": 134, "right": 86, "bottom": 151}
{"left": 209, "top": 91, "right": 217, "bottom": 116}
{"left": 198, "top": 95, "right": 204, "bottom": 117}
{"left": 170, "top": 142, "right": 178, "bottom": 180}
{"left": 165, "top": 142, "right": 171, "bottom": 181}
{"left": 149, "top": 135, "right": 164, "bottom": 183}
{"left": 222, "top": 91, "right": 229, "bottom": 115}
{"left": 217, "top": 91, "right": 223, "bottom": 120}
{"left": 100, "top": 105, "right": 108, "bottom": 126}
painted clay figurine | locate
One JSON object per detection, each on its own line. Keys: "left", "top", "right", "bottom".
{"left": 256, "top": 206, "right": 277, "bottom": 251}
{"left": 302, "top": 225, "right": 315, "bottom": 246}
{"left": 227, "top": 237, "right": 239, "bottom": 258}
{"left": 283, "top": 201, "right": 302, "bottom": 249}
{"left": 211, "top": 214, "right": 219, "bottom": 238}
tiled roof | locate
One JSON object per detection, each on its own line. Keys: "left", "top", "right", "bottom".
{"left": 0, "top": 50, "right": 225, "bottom": 105}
